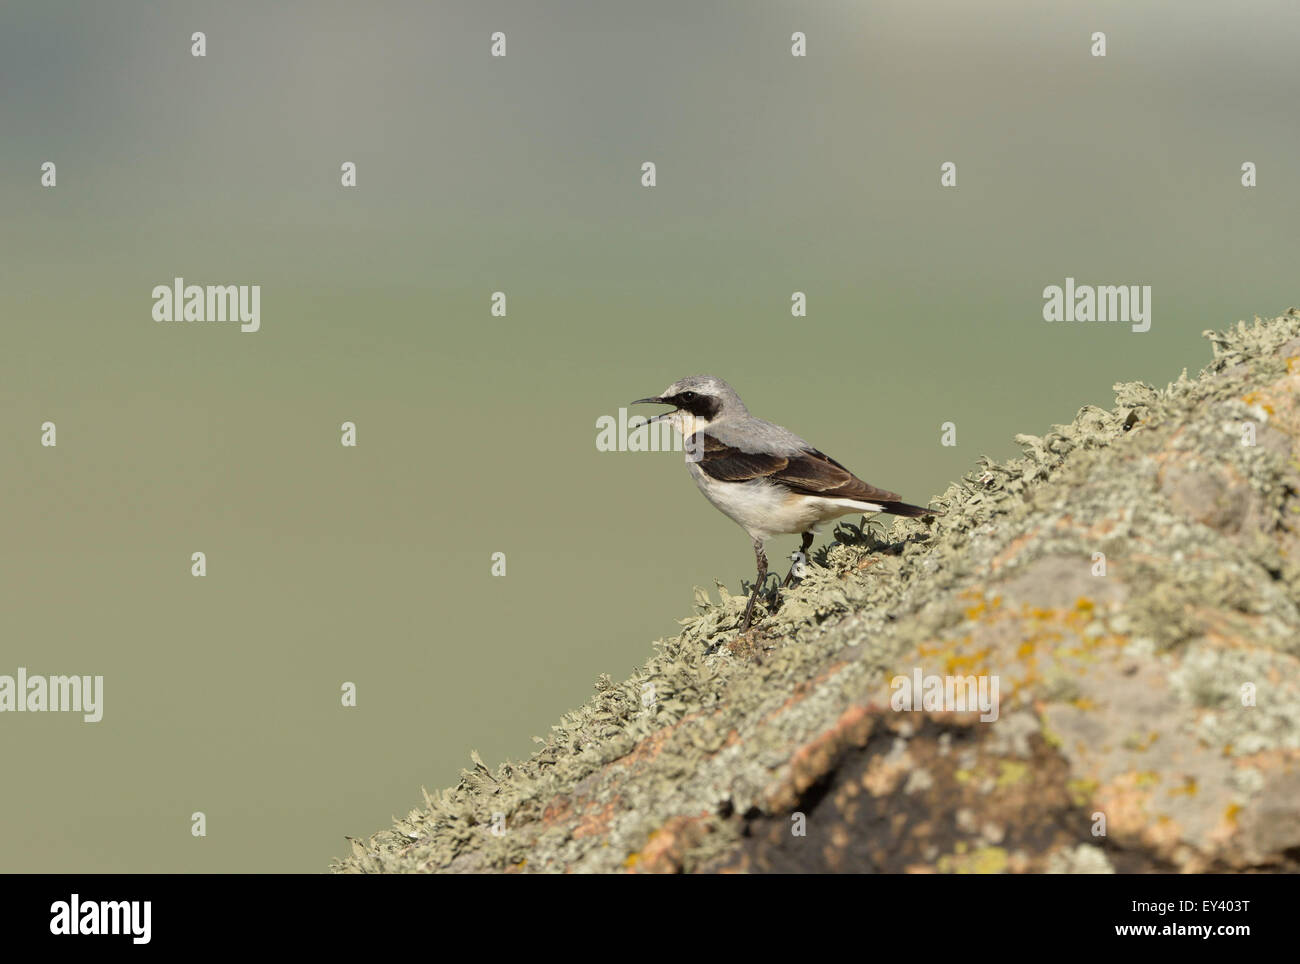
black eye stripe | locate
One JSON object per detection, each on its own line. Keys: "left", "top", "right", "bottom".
{"left": 669, "top": 392, "right": 721, "bottom": 419}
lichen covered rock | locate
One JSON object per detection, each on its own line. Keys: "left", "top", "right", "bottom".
{"left": 334, "top": 310, "right": 1300, "bottom": 874}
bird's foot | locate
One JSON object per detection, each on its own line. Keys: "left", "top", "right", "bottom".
{"left": 738, "top": 580, "right": 784, "bottom": 632}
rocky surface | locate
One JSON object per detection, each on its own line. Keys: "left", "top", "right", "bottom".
{"left": 334, "top": 311, "right": 1300, "bottom": 873}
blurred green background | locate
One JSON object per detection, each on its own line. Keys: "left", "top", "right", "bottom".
{"left": 1, "top": 0, "right": 1297, "bottom": 872}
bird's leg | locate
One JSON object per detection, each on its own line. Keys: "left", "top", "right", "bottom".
{"left": 740, "top": 539, "right": 768, "bottom": 632}
{"left": 783, "top": 531, "right": 814, "bottom": 587}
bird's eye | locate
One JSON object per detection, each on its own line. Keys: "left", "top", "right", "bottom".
{"left": 679, "top": 391, "right": 697, "bottom": 402}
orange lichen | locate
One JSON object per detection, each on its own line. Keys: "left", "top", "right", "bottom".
{"left": 1241, "top": 390, "right": 1276, "bottom": 414}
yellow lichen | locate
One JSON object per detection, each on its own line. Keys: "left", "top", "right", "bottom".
{"left": 937, "top": 845, "right": 1009, "bottom": 874}
{"left": 1067, "top": 778, "right": 1099, "bottom": 807}
{"left": 1038, "top": 712, "right": 1064, "bottom": 750}
{"left": 996, "top": 760, "right": 1030, "bottom": 789}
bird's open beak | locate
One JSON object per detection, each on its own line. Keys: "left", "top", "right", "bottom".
{"left": 630, "top": 396, "right": 674, "bottom": 425}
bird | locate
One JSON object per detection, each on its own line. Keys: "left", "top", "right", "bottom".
{"left": 631, "top": 375, "right": 940, "bottom": 633}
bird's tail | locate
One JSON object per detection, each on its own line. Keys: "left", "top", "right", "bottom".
{"left": 879, "top": 500, "right": 943, "bottom": 518}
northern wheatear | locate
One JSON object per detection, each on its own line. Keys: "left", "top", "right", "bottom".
{"left": 632, "top": 375, "right": 940, "bottom": 633}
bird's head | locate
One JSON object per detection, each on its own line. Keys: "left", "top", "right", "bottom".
{"left": 630, "top": 374, "right": 746, "bottom": 435}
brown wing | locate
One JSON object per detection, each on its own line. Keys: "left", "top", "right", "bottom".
{"left": 694, "top": 434, "right": 901, "bottom": 503}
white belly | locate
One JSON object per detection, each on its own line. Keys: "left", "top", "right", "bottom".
{"left": 685, "top": 462, "right": 883, "bottom": 543}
